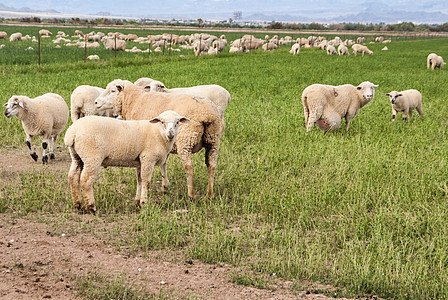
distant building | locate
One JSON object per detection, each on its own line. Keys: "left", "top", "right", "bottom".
{"left": 233, "top": 11, "right": 242, "bottom": 20}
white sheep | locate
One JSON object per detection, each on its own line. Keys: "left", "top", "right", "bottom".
{"left": 39, "top": 29, "right": 52, "bottom": 36}
{"left": 64, "top": 111, "right": 189, "bottom": 213}
{"left": 70, "top": 85, "right": 116, "bottom": 121}
{"left": 262, "top": 42, "right": 278, "bottom": 51}
{"left": 9, "top": 32, "right": 22, "bottom": 42}
{"left": 3, "top": 93, "right": 69, "bottom": 163}
{"left": 301, "top": 81, "right": 379, "bottom": 132}
{"left": 385, "top": 90, "right": 423, "bottom": 121}
{"left": 326, "top": 45, "right": 337, "bottom": 55}
{"left": 352, "top": 44, "right": 373, "bottom": 56}
{"left": 289, "top": 43, "right": 300, "bottom": 55}
{"left": 94, "top": 79, "right": 224, "bottom": 199}
{"left": 134, "top": 78, "right": 231, "bottom": 116}
{"left": 87, "top": 54, "right": 100, "bottom": 60}
{"left": 337, "top": 44, "right": 350, "bottom": 56}
{"left": 0, "top": 31, "right": 7, "bottom": 39}
{"left": 427, "top": 53, "right": 445, "bottom": 70}
{"left": 101, "top": 37, "right": 126, "bottom": 51}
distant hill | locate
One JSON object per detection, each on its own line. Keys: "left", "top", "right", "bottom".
{"left": 0, "top": 3, "right": 60, "bottom": 14}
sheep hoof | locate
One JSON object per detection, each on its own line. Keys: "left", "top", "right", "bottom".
{"left": 42, "top": 155, "right": 48, "bottom": 164}
{"left": 87, "top": 204, "right": 97, "bottom": 215}
{"left": 74, "top": 202, "right": 83, "bottom": 211}
{"left": 50, "top": 153, "right": 55, "bottom": 160}
{"left": 31, "top": 152, "right": 38, "bottom": 161}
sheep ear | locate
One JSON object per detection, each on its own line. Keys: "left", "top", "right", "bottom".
{"left": 357, "top": 86, "right": 362, "bottom": 90}
{"left": 116, "top": 84, "right": 123, "bottom": 92}
{"left": 3, "top": 103, "right": 7, "bottom": 107}
{"left": 179, "top": 117, "right": 190, "bottom": 124}
{"left": 385, "top": 93, "right": 390, "bottom": 97}
{"left": 143, "top": 85, "right": 151, "bottom": 92}
{"left": 397, "top": 94, "right": 403, "bottom": 97}
{"left": 374, "top": 84, "right": 379, "bottom": 88}
{"left": 18, "top": 101, "right": 24, "bottom": 108}
{"left": 149, "top": 117, "right": 160, "bottom": 123}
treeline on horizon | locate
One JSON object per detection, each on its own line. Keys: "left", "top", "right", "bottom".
{"left": 4, "top": 16, "right": 448, "bottom": 33}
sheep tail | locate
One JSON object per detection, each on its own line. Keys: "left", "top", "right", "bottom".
{"left": 64, "top": 126, "right": 76, "bottom": 148}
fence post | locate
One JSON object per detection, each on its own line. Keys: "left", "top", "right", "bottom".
{"left": 38, "top": 33, "right": 41, "bottom": 65}
{"left": 114, "top": 35, "right": 117, "bottom": 58}
{"left": 148, "top": 41, "right": 151, "bottom": 57}
{"left": 169, "top": 34, "right": 172, "bottom": 57}
{"left": 84, "top": 35, "right": 87, "bottom": 63}
{"left": 163, "top": 39, "right": 166, "bottom": 56}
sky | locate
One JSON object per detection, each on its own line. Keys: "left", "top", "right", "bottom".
{"left": 1, "top": 0, "right": 447, "bottom": 19}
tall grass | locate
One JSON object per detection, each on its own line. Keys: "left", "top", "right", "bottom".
{"left": 1, "top": 27, "right": 448, "bottom": 298}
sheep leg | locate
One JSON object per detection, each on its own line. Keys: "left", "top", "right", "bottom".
{"left": 79, "top": 161, "right": 101, "bottom": 214}
{"left": 408, "top": 109, "right": 413, "bottom": 120}
{"left": 392, "top": 107, "right": 397, "bottom": 121}
{"left": 416, "top": 104, "right": 423, "bottom": 117}
{"left": 179, "top": 151, "right": 195, "bottom": 198}
{"left": 41, "top": 136, "right": 50, "bottom": 164}
{"left": 25, "top": 134, "right": 38, "bottom": 161}
{"left": 205, "top": 144, "right": 219, "bottom": 198}
{"left": 134, "top": 166, "right": 142, "bottom": 205}
{"left": 68, "top": 149, "right": 83, "bottom": 211}
{"left": 159, "top": 160, "right": 170, "bottom": 193}
{"left": 49, "top": 135, "right": 57, "bottom": 160}
{"left": 344, "top": 116, "right": 351, "bottom": 131}
{"left": 402, "top": 109, "right": 409, "bottom": 121}
{"left": 306, "top": 108, "right": 322, "bottom": 132}
{"left": 139, "top": 162, "right": 155, "bottom": 207}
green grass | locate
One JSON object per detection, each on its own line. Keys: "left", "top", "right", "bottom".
{"left": 1, "top": 25, "right": 448, "bottom": 299}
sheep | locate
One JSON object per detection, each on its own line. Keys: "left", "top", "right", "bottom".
{"left": 352, "top": 44, "right": 373, "bottom": 56}
{"left": 382, "top": 46, "right": 388, "bottom": 51}
{"left": 262, "top": 42, "right": 278, "bottom": 51}
{"left": 65, "top": 111, "right": 189, "bottom": 213}
{"left": 3, "top": 93, "right": 69, "bottom": 164}
{"left": 134, "top": 78, "right": 231, "bottom": 116}
{"left": 337, "top": 44, "right": 350, "bottom": 56}
{"left": 193, "top": 39, "right": 210, "bottom": 56}
{"left": 326, "top": 45, "right": 337, "bottom": 55}
{"left": 94, "top": 79, "right": 224, "bottom": 199}
{"left": 212, "top": 39, "right": 227, "bottom": 53}
{"left": 427, "top": 53, "right": 445, "bottom": 70}
{"left": 9, "top": 32, "right": 22, "bottom": 42}
{"left": 356, "top": 37, "right": 365, "bottom": 44}
{"left": 289, "top": 43, "right": 300, "bottom": 55}
{"left": 39, "top": 29, "right": 52, "bottom": 36}
{"left": 87, "top": 54, "right": 100, "bottom": 60}
{"left": 385, "top": 90, "right": 423, "bottom": 121}
{"left": 101, "top": 37, "right": 126, "bottom": 51}
{"left": 0, "top": 31, "right": 7, "bottom": 39}
{"left": 70, "top": 85, "right": 116, "bottom": 121}
{"left": 301, "top": 81, "right": 379, "bottom": 132}
{"left": 73, "top": 30, "right": 84, "bottom": 37}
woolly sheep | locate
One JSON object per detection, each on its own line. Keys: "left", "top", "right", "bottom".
{"left": 70, "top": 85, "right": 115, "bottom": 121}
{"left": 326, "top": 45, "right": 337, "bottom": 55}
{"left": 382, "top": 46, "right": 388, "bottom": 51}
{"left": 94, "top": 79, "right": 224, "bottom": 199}
{"left": 289, "top": 43, "right": 300, "bottom": 55}
{"left": 427, "top": 53, "right": 445, "bottom": 70}
{"left": 87, "top": 54, "right": 100, "bottom": 60}
{"left": 134, "top": 78, "right": 231, "bottom": 116}
{"left": 356, "top": 37, "right": 365, "bottom": 44}
{"left": 101, "top": 37, "right": 126, "bottom": 51}
{"left": 3, "top": 93, "right": 69, "bottom": 163}
{"left": 385, "top": 89, "right": 423, "bottom": 121}
{"left": 352, "top": 44, "right": 373, "bottom": 56}
{"left": 65, "top": 111, "right": 189, "bottom": 213}
{"left": 9, "top": 32, "right": 22, "bottom": 42}
{"left": 301, "top": 81, "right": 379, "bottom": 132}
{"left": 39, "top": 29, "right": 52, "bottom": 36}
{"left": 262, "top": 42, "right": 278, "bottom": 51}
{"left": 0, "top": 31, "right": 7, "bottom": 39}
{"left": 337, "top": 44, "right": 350, "bottom": 56}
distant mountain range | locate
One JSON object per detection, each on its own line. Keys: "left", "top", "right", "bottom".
{"left": 0, "top": 3, "right": 59, "bottom": 14}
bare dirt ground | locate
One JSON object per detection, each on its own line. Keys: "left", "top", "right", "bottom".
{"left": 0, "top": 148, "right": 352, "bottom": 299}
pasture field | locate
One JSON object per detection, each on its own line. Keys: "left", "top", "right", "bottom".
{"left": 1, "top": 24, "right": 448, "bottom": 299}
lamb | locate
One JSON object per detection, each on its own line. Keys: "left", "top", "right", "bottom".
{"left": 70, "top": 85, "right": 116, "bottom": 121}
{"left": 3, "top": 93, "right": 69, "bottom": 163}
{"left": 64, "top": 111, "right": 189, "bottom": 213}
{"left": 94, "top": 79, "right": 224, "bottom": 199}
{"left": 262, "top": 42, "right": 278, "bottom": 51}
{"left": 301, "top": 81, "right": 379, "bottom": 132}
{"left": 87, "top": 54, "right": 100, "bottom": 60}
{"left": 289, "top": 43, "right": 300, "bottom": 55}
{"left": 39, "top": 29, "right": 52, "bottom": 36}
{"left": 356, "top": 37, "right": 365, "bottom": 44}
{"left": 101, "top": 37, "right": 126, "bottom": 51}
{"left": 326, "top": 45, "right": 337, "bottom": 55}
{"left": 134, "top": 78, "right": 231, "bottom": 116}
{"left": 0, "top": 31, "right": 7, "bottom": 39}
{"left": 427, "top": 53, "right": 445, "bottom": 70}
{"left": 9, "top": 32, "right": 22, "bottom": 42}
{"left": 385, "top": 89, "right": 423, "bottom": 121}
{"left": 337, "top": 44, "right": 350, "bottom": 56}
{"left": 352, "top": 44, "right": 373, "bottom": 56}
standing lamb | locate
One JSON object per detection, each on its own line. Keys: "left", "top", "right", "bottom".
{"left": 338, "top": 44, "right": 350, "bottom": 56}
{"left": 9, "top": 32, "right": 22, "bottom": 42}
{"left": 94, "top": 79, "right": 224, "bottom": 199}
{"left": 65, "top": 111, "right": 189, "bottom": 213}
{"left": 301, "top": 81, "right": 379, "bottom": 132}
{"left": 134, "top": 78, "right": 231, "bottom": 116}
{"left": 70, "top": 85, "right": 115, "bottom": 121}
{"left": 427, "top": 53, "right": 445, "bottom": 70}
{"left": 352, "top": 44, "right": 373, "bottom": 56}
{"left": 289, "top": 43, "right": 300, "bottom": 55}
{"left": 385, "top": 89, "right": 423, "bottom": 121}
{"left": 326, "top": 45, "right": 337, "bottom": 55}
{"left": 3, "top": 93, "right": 69, "bottom": 163}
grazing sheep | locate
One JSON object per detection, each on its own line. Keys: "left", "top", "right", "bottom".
{"left": 3, "top": 93, "right": 69, "bottom": 163}
{"left": 326, "top": 45, "right": 337, "bottom": 55}
{"left": 337, "top": 44, "right": 350, "bottom": 56}
{"left": 356, "top": 37, "right": 365, "bottom": 44}
{"left": 193, "top": 39, "right": 211, "bottom": 56}
{"left": 427, "top": 53, "right": 445, "bottom": 70}
{"left": 0, "top": 44, "right": 5, "bottom": 49}
{"left": 289, "top": 43, "right": 300, "bottom": 55}
{"left": 385, "top": 90, "right": 423, "bottom": 121}
{"left": 39, "top": 29, "right": 52, "bottom": 36}
{"left": 352, "top": 44, "right": 373, "bottom": 56}
{"left": 87, "top": 54, "right": 100, "bottom": 60}
{"left": 94, "top": 79, "right": 224, "bottom": 199}
{"left": 0, "top": 31, "right": 7, "bottom": 39}
{"left": 301, "top": 81, "right": 379, "bottom": 132}
{"left": 101, "top": 37, "right": 126, "bottom": 51}
{"left": 65, "top": 111, "right": 189, "bottom": 213}
{"left": 212, "top": 39, "right": 227, "bottom": 53}
{"left": 382, "top": 46, "right": 388, "bottom": 51}
{"left": 262, "top": 42, "right": 278, "bottom": 51}
{"left": 70, "top": 85, "right": 115, "bottom": 121}
{"left": 134, "top": 78, "right": 231, "bottom": 116}
{"left": 9, "top": 32, "right": 22, "bottom": 42}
